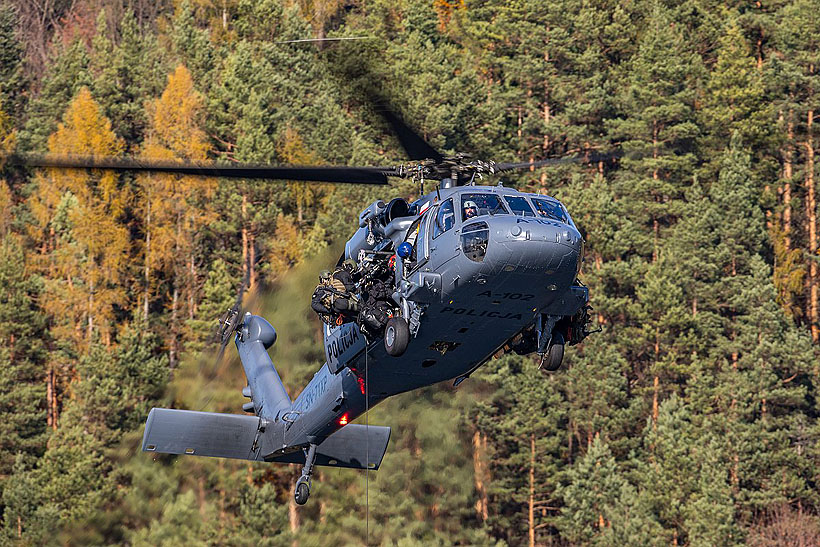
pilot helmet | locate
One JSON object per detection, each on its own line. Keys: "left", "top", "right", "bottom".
{"left": 319, "top": 269, "right": 331, "bottom": 283}
{"left": 464, "top": 200, "right": 478, "bottom": 214}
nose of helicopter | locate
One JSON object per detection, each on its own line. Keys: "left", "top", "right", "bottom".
{"left": 490, "top": 216, "right": 582, "bottom": 279}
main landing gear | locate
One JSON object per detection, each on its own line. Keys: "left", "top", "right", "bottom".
{"left": 294, "top": 443, "right": 317, "bottom": 505}
{"left": 538, "top": 331, "right": 564, "bottom": 373}
{"left": 384, "top": 316, "right": 410, "bottom": 356}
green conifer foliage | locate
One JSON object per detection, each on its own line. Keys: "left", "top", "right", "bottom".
{"left": 557, "top": 434, "right": 627, "bottom": 544}
{"left": 171, "top": 1, "right": 215, "bottom": 88}
{"left": 700, "top": 21, "right": 771, "bottom": 166}
{"left": 0, "top": 4, "right": 26, "bottom": 119}
{"left": 19, "top": 41, "right": 91, "bottom": 153}
{"left": 91, "top": 10, "right": 167, "bottom": 148}
{"left": 684, "top": 437, "right": 741, "bottom": 546}
{"left": 187, "top": 258, "right": 237, "bottom": 351}
{"left": 607, "top": 0, "right": 702, "bottom": 262}
{"left": 0, "top": 237, "right": 47, "bottom": 475}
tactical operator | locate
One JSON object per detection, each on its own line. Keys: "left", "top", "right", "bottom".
{"left": 358, "top": 258, "right": 395, "bottom": 336}
{"left": 463, "top": 200, "right": 478, "bottom": 220}
{"left": 311, "top": 259, "right": 360, "bottom": 325}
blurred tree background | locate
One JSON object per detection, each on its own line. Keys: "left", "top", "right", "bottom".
{"left": 1, "top": 0, "right": 820, "bottom": 544}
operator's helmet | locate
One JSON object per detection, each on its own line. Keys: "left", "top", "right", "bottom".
{"left": 342, "top": 258, "right": 357, "bottom": 272}
{"left": 464, "top": 200, "right": 478, "bottom": 217}
{"left": 319, "top": 269, "right": 331, "bottom": 283}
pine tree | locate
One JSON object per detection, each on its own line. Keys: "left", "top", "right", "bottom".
{"left": 772, "top": 0, "right": 820, "bottom": 341}
{"left": 170, "top": 1, "right": 215, "bottom": 87}
{"left": 19, "top": 40, "right": 91, "bottom": 152}
{"left": 0, "top": 4, "right": 26, "bottom": 119}
{"left": 699, "top": 20, "right": 771, "bottom": 165}
{"left": 0, "top": 238, "right": 47, "bottom": 477}
{"left": 186, "top": 258, "right": 237, "bottom": 351}
{"left": 683, "top": 437, "right": 740, "bottom": 546}
{"left": 557, "top": 434, "right": 627, "bottom": 544}
{"left": 91, "top": 9, "right": 166, "bottom": 148}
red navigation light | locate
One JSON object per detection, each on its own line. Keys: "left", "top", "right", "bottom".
{"left": 357, "top": 376, "right": 366, "bottom": 395}
{"left": 338, "top": 413, "right": 349, "bottom": 426}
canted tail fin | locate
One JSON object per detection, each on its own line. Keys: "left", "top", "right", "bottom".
{"left": 235, "top": 314, "right": 291, "bottom": 420}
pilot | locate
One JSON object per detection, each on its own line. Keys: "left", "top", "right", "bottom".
{"left": 463, "top": 200, "right": 478, "bottom": 220}
{"left": 311, "top": 260, "right": 359, "bottom": 325}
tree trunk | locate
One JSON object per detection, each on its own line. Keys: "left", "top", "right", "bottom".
{"left": 807, "top": 107, "right": 818, "bottom": 341}
{"left": 47, "top": 366, "right": 56, "bottom": 430}
{"left": 472, "top": 430, "right": 489, "bottom": 521}
{"left": 249, "top": 233, "right": 257, "bottom": 291}
{"left": 144, "top": 197, "right": 151, "bottom": 322}
{"left": 784, "top": 114, "right": 794, "bottom": 250}
{"left": 170, "top": 285, "right": 178, "bottom": 369}
{"left": 289, "top": 476, "right": 300, "bottom": 544}
{"left": 189, "top": 252, "right": 196, "bottom": 320}
{"left": 529, "top": 433, "right": 535, "bottom": 547}
{"left": 653, "top": 327, "right": 660, "bottom": 426}
{"left": 652, "top": 375, "right": 659, "bottom": 426}
{"left": 242, "top": 193, "right": 249, "bottom": 286}
{"left": 543, "top": 47, "right": 550, "bottom": 153}
{"left": 87, "top": 279, "right": 94, "bottom": 342}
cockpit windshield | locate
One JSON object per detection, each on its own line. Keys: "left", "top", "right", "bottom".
{"left": 461, "top": 193, "right": 509, "bottom": 221}
{"left": 531, "top": 197, "right": 569, "bottom": 224}
{"left": 504, "top": 195, "right": 535, "bottom": 217}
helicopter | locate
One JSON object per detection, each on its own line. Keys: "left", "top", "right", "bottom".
{"left": 9, "top": 86, "right": 603, "bottom": 506}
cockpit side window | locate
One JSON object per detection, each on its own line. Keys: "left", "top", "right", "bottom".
{"left": 461, "top": 193, "right": 509, "bottom": 221}
{"left": 504, "top": 195, "right": 535, "bottom": 216}
{"left": 531, "top": 197, "right": 568, "bottom": 223}
{"left": 432, "top": 199, "right": 455, "bottom": 239}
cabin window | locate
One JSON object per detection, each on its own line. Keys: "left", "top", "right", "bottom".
{"left": 504, "top": 195, "right": 535, "bottom": 217}
{"left": 461, "top": 193, "right": 509, "bottom": 221}
{"left": 405, "top": 212, "right": 427, "bottom": 262}
{"left": 432, "top": 199, "right": 455, "bottom": 239}
{"left": 461, "top": 221, "right": 489, "bottom": 262}
{"left": 531, "top": 197, "right": 568, "bottom": 223}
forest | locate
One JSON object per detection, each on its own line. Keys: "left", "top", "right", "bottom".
{"left": 1, "top": 0, "right": 820, "bottom": 544}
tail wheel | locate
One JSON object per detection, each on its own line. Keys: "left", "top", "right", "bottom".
{"left": 539, "top": 331, "right": 565, "bottom": 373}
{"left": 384, "top": 317, "right": 410, "bottom": 357}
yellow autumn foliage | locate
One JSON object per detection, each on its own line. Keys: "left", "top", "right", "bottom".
{"left": 140, "top": 64, "right": 216, "bottom": 318}
{"left": 31, "top": 87, "right": 129, "bottom": 345}
{"left": 280, "top": 125, "right": 327, "bottom": 223}
{"left": 0, "top": 106, "right": 16, "bottom": 236}
{"left": 0, "top": 180, "right": 11, "bottom": 237}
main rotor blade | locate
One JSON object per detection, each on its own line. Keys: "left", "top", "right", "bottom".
{"left": 323, "top": 43, "right": 443, "bottom": 163}
{"left": 370, "top": 98, "right": 444, "bottom": 163}
{"left": 9, "top": 155, "right": 395, "bottom": 185}
{"left": 494, "top": 150, "right": 624, "bottom": 173}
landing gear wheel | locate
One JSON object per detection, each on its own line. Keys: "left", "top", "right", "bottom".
{"left": 539, "top": 331, "right": 565, "bottom": 373}
{"left": 384, "top": 317, "right": 410, "bottom": 357}
{"left": 294, "top": 480, "right": 310, "bottom": 505}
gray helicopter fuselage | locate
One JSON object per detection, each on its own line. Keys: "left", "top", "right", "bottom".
{"left": 141, "top": 184, "right": 590, "bottom": 472}
{"left": 283, "top": 184, "right": 587, "bottom": 447}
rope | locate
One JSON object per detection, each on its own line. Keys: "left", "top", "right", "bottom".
{"left": 365, "top": 343, "right": 370, "bottom": 545}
